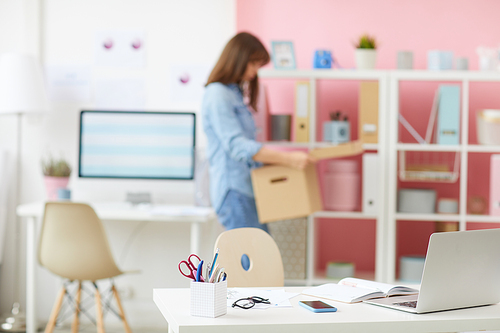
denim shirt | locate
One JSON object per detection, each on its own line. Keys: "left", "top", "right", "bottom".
{"left": 201, "top": 82, "right": 263, "bottom": 212}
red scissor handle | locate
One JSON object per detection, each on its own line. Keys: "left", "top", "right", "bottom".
{"left": 178, "top": 260, "right": 196, "bottom": 280}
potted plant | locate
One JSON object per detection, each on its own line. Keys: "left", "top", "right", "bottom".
{"left": 41, "top": 157, "right": 71, "bottom": 200}
{"left": 354, "top": 34, "right": 378, "bottom": 70}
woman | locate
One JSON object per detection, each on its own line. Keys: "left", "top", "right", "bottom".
{"left": 202, "top": 32, "right": 315, "bottom": 232}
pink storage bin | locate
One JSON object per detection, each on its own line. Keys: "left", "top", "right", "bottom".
{"left": 324, "top": 160, "right": 359, "bottom": 211}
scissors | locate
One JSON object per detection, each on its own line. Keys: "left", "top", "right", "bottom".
{"left": 178, "top": 254, "right": 205, "bottom": 282}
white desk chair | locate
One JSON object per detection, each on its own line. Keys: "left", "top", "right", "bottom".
{"left": 213, "top": 227, "right": 284, "bottom": 287}
{"left": 39, "top": 202, "right": 134, "bottom": 333}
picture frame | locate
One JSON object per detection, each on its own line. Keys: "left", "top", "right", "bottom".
{"left": 271, "top": 41, "right": 296, "bottom": 69}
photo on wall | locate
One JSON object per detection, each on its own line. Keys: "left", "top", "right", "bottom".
{"left": 271, "top": 41, "right": 296, "bottom": 69}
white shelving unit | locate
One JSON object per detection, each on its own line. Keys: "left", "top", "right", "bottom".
{"left": 386, "top": 70, "right": 500, "bottom": 283}
{"left": 259, "top": 69, "right": 389, "bottom": 285}
{"left": 259, "top": 68, "right": 500, "bottom": 285}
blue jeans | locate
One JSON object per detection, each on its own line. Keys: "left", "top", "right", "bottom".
{"left": 216, "top": 190, "right": 268, "bottom": 233}
{"left": 216, "top": 190, "right": 268, "bottom": 270}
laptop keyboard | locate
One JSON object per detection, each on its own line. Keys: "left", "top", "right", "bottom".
{"left": 393, "top": 301, "right": 417, "bottom": 308}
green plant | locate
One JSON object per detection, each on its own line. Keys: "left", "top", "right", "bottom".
{"left": 41, "top": 157, "right": 72, "bottom": 177}
{"left": 355, "top": 34, "right": 377, "bottom": 49}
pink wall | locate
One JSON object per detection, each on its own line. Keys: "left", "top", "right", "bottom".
{"left": 237, "top": 0, "right": 500, "bottom": 277}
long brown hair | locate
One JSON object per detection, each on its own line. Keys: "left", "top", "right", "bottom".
{"left": 206, "top": 32, "right": 270, "bottom": 110}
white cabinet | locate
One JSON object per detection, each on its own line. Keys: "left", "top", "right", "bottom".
{"left": 259, "top": 69, "right": 389, "bottom": 284}
{"left": 386, "top": 70, "right": 500, "bottom": 283}
{"left": 260, "top": 69, "right": 500, "bottom": 285}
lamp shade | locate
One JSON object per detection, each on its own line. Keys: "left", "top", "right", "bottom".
{"left": 0, "top": 52, "right": 49, "bottom": 114}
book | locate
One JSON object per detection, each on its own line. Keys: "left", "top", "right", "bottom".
{"left": 301, "top": 277, "right": 419, "bottom": 304}
{"left": 436, "top": 85, "right": 460, "bottom": 145}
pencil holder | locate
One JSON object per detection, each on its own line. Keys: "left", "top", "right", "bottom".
{"left": 190, "top": 280, "right": 227, "bottom": 318}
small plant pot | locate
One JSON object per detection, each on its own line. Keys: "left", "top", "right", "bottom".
{"left": 44, "top": 176, "right": 69, "bottom": 200}
{"left": 355, "top": 49, "right": 377, "bottom": 70}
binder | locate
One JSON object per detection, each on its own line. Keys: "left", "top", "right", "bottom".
{"left": 362, "top": 153, "right": 379, "bottom": 214}
{"left": 491, "top": 155, "right": 500, "bottom": 216}
{"left": 294, "top": 81, "right": 309, "bottom": 142}
{"left": 437, "top": 85, "right": 460, "bottom": 145}
{"left": 359, "top": 82, "right": 379, "bottom": 144}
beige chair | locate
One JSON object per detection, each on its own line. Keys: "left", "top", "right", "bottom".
{"left": 213, "top": 227, "right": 284, "bottom": 287}
{"left": 39, "top": 202, "right": 133, "bottom": 333}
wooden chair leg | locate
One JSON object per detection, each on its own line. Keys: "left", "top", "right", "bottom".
{"left": 94, "top": 284, "right": 105, "bottom": 333}
{"left": 112, "top": 285, "right": 132, "bottom": 333}
{"left": 45, "top": 286, "right": 66, "bottom": 333}
{"left": 71, "top": 281, "right": 82, "bottom": 333}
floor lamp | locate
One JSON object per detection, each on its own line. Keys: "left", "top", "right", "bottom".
{"left": 0, "top": 53, "right": 49, "bottom": 332}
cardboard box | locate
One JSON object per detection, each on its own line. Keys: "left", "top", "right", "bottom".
{"left": 251, "top": 141, "right": 363, "bottom": 223}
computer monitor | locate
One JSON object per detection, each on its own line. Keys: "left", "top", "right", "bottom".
{"left": 79, "top": 110, "right": 195, "bottom": 180}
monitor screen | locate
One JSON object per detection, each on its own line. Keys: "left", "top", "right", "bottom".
{"left": 79, "top": 110, "right": 195, "bottom": 180}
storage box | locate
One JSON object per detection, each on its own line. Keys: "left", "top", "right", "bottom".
{"left": 268, "top": 218, "right": 307, "bottom": 280}
{"left": 477, "top": 110, "right": 500, "bottom": 145}
{"left": 427, "top": 50, "right": 453, "bottom": 70}
{"left": 490, "top": 155, "right": 500, "bottom": 216}
{"left": 399, "top": 256, "right": 425, "bottom": 283}
{"left": 398, "top": 189, "right": 437, "bottom": 214}
{"left": 251, "top": 141, "right": 363, "bottom": 223}
{"left": 190, "top": 280, "right": 227, "bottom": 318}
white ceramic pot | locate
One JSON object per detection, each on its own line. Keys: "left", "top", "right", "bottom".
{"left": 355, "top": 49, "right": 377, "bottom": 70}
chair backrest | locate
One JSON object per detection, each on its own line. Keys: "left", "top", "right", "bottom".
{"left": 38, "top": 202, "right": 123, "bottom": 281}
{"left": 213, "top": 227, "right": 284, "bottom": 287}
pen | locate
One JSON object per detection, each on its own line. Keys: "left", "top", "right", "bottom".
{"left": 196, "top": 260, "right": 203, "bottom": 282}
{"left": 209, "top": 248, "right": 219, "bottom": 278}
{"left": 209, "top": 264, "right": 219, "bottom": 283}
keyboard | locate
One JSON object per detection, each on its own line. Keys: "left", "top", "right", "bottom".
{"left": 393, "top": 301, "right": 417, "bottom": 308}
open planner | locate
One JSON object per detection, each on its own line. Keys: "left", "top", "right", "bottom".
{"left": 302, "top": 278, "right": 418, "bottom": 304}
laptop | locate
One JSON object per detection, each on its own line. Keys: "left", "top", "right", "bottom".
{"left": 365, "top": 228, "right": 500, "bottom": 313}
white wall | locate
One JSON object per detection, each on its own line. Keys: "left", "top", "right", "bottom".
{"left": 0, "top": 0, "right": 234, "bottom": 328}
{"left": 0, "top": 0, "right": 42, "bottom": 321}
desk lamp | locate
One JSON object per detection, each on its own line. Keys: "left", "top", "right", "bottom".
{"left": 0, "top": 52, "right": 49, "bottom": 332}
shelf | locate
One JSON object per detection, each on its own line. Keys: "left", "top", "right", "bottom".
{"left": 466, "top": 215, "right": 500, "bottom": 223}
{"left": 396, "top": 143, "right": 461, "bottom": 152}
{"left": 394, "top": 214, "right": 500, "bottom": 223}
{"left": 259, "top": 69, "right": 386, "bottom": 80}
{"left": 264, "top": 141, "right": 378, "bottom": 151}
{"left": 395, "top": 213, "right": 460, "bottom": 221}
{"left": 466, "top": 145, "right": 500, "bottom": 153}
{"left": 396, "top": 144, "right": 500, "bottom": 153}
{"left": 391, "top": 70, "right": 500, "bottom": 82}
{"left": 260, "top": 69, "right": 500, "bottom": 82}
{"left": 313, "top": 211, "right": 377, "bottom": 220}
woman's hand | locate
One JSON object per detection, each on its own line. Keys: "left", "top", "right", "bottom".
{"left": 253, "top": 147, "right": 317, "bottom": 170}
{"left": 284, "top": 151, "right": 317, "bottom": 170}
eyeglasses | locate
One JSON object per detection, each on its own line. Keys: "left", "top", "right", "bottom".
{"left": 232, "top": 296, "right": 271, "bottom": 309}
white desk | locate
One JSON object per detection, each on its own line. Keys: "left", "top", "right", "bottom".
{"left": 17, "top": 201, "right": 216, "bottom": 333}
{"left": 154, "top": 287, "right": 500, "bottom": 333}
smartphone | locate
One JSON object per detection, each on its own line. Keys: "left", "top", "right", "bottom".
{"left": 299, "top": 300, "right": 338, "bottom": 313}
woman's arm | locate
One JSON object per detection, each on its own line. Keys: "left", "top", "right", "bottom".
{"left": 253, "top": 147, "right": 317, "bottom": 170}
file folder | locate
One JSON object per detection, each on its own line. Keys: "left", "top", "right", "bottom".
{"left": 294, "top": 82, "right": 310, "bottom": 142}
{"left": 359, "top": 82, "right": 379, "bottom": 144}
{"left": 362, "top": 153, "right": 379, "bottom": 214}
{"left": 437, "top": 85, "right": 460, "bottom": 145}
{"left": 491, "top": 155, "right": 500, "bottom": 216}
